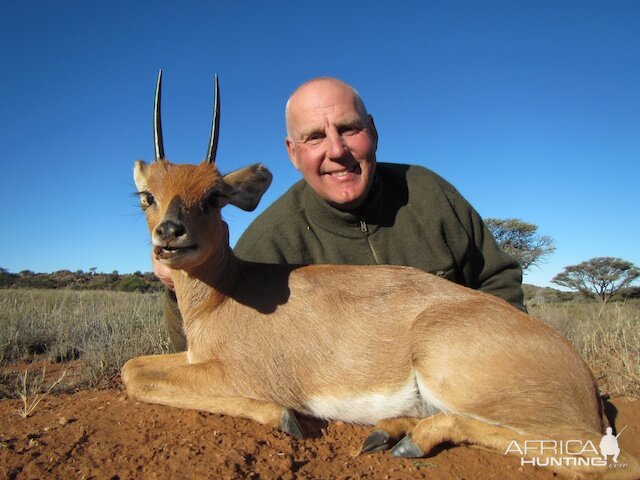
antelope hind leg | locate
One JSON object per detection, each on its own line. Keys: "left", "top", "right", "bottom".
{"left": 121, "top": 353, "right": 304, "bottom": 437}
{"left": 362, "top": 417, "right": 420, "bottom": 453}
{"left": 391, "top": 413, "right": 526, "bottom": 458}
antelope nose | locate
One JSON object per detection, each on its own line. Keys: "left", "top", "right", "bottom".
{"left": 155, "top": 220, "right": 186, "bottom": 241}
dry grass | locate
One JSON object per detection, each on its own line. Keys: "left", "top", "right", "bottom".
{"left": 1, "top": 289, "right": 638, "bottom": 400}
{"left": 16, "top": 366, "right": 67, "bottom": 417}
{"left": 528, "top": 300, "right": 640, "bottom": 398}
{"left": 0, "top": 289, "right": 169, "bottom": 397}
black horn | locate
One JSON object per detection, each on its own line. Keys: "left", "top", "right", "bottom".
{"left": 205, "top": 74, "right": 220, "bottom": 164}
{"left": 154, "top": 70, "right": 165, "bottom": 161}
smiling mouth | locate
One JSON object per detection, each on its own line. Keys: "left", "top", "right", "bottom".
{"left": 154, "top": 244, "right": 198, "bottom": 259}
{"left": 324, "top": 164, "right": 361, "bottom": 177}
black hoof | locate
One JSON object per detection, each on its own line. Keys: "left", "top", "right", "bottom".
{"left": 281, "top": 409, "right": 305, "bottom": 439}
{"left": 361, "top": 429, "right": 391, "bottom": 453}
{"left": 391, "top": 435, "right": 424, "bottom": 458}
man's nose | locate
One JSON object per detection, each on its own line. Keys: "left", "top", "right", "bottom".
{"left": 326, "top": 130, "right": 346, "bottom": 158}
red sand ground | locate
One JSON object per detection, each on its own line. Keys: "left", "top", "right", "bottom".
{"left": 1, "top": 382, "right": 638, "bottom": 480}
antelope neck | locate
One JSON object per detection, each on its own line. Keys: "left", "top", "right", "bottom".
{"left": 173, "top": 246, "right": 242, "bottom": 319}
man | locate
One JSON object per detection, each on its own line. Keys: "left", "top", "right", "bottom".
{"left": 158, "top": 77, "right": 525, "bottom": 352}
{"left": 599, "top": 427, "right": 621, "bottom": 463}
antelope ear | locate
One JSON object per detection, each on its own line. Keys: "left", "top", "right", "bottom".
{"left": 220, "top": 163, "right": 272, "bottom": 211}
{"left": 133, "top": 160, "right": 150, "bottom": 192}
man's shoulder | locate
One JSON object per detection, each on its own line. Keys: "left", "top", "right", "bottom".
{"left": 234, "top": 178, "right": 309, "bottom": 261}
{"left": 378, "top": 161, "right": 449, "bottom": 182}
{"left": 237, "top": 179, "right": 307, "bottom": 238}
{"left": 377, "top": 162, "right": 460, "bottom": 199}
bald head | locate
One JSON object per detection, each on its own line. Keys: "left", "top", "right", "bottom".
{"left": 285, "top": 77, "right": 370, "bottom": 138}
{"left": 283, "top": 76, "right": 378, "bottom": 210}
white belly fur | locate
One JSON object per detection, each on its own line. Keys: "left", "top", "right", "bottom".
{"left": 304, "top": 375, "right": 441, "bottom": 425}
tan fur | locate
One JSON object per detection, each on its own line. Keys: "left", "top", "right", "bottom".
{"left": 123, "top": 158, "right": 639, "bottom": 479}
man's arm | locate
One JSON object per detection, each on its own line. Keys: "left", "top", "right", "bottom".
{"left": 450, "top": 193, "right": 526, "bottom": 311}
{"left": 473, "top": 219, "right": 526, "bottom": 311}
{"left": 400, "top": 164, "right": 526, "bottom": 311}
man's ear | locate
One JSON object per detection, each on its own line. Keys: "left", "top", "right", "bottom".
{"left": 220, "top": 163, "right": 273, "bottom": 211}
{"left": 368, "top": 115, "right": 378, "bottom": 150}
{"left": 285, "top": 137, "right": 301, "bottom": 170}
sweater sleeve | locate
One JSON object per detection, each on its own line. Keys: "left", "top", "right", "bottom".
{"left": 443, "top": 183, "right": 526, "bottom": 311}
{"left": 470, "top": 210, "right": 526, "bottom": 310}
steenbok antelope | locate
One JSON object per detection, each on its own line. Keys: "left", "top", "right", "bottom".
{"left": 122, "top": 72, "right": 639, "bottom": 479}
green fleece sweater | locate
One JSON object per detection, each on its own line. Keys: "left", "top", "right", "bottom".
{"left": 165, "top": 162, "right": 525, "bottom": 352}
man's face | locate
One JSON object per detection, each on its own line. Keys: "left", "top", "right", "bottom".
{"left": 285, "top": 80, "right": 378, "bottom": 210}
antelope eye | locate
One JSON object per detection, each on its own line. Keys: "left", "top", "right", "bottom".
{"left": 139, "top": 192, "right": 155, "bottom": 208}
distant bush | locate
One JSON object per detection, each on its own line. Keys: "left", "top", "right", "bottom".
{"left": 0, "top": 268, "right": 17, "bottom": 287}
{"left": 116, "top": 276, "right": 151, "bottom": 292}
{"left": 522, "top": 283, "right": 635, "bottom": 306}
{"left": 15, "top": 275, "right": 57, "bottom": 289}
{"left": 0, "top": 268, "right": 163, "bottom": 293}
{"left": 522, "top": 284, "right": 584, "bottom": 305}
{"left": 619, "top": 286, "right": 640, "bottom": 300}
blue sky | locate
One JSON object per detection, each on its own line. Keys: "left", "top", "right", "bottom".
{"left": 1, "top": 0, "right": 638, "bottom": 288}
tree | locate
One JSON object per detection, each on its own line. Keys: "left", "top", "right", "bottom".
{"left": 0, "top": 267, "right": 17, "bottom": 288}
{"left": 551, "top": 257, "right": 640, "bottom": 302}
{"left": 485, "top": 218, "right": 556, "bottom": 271}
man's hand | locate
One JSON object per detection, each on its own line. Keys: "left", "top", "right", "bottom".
{"left": 152, "top": 253, "right": 175, "bottom": 291}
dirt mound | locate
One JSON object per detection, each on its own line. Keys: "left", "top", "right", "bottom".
{"left": 1, "top": 389, "right": 638, "bottom": 479}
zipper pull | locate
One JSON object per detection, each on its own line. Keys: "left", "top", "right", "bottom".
{"left": 360, "top": 220, "right": 368, "bottom": 233}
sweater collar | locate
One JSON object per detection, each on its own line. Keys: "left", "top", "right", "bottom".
{"left": 302, "top": 174, "right": 383, "bottom": 238}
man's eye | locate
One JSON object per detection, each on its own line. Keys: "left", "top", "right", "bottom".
{"left": 340, "top": 126, "right": 360, "bottom": 136}
{"left": 305, "top": 133, "right": 324, "bottom": 144}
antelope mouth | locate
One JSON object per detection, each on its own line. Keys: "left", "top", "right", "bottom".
{"left": 154, "top": 244, "right": 199, "bottom": 260}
